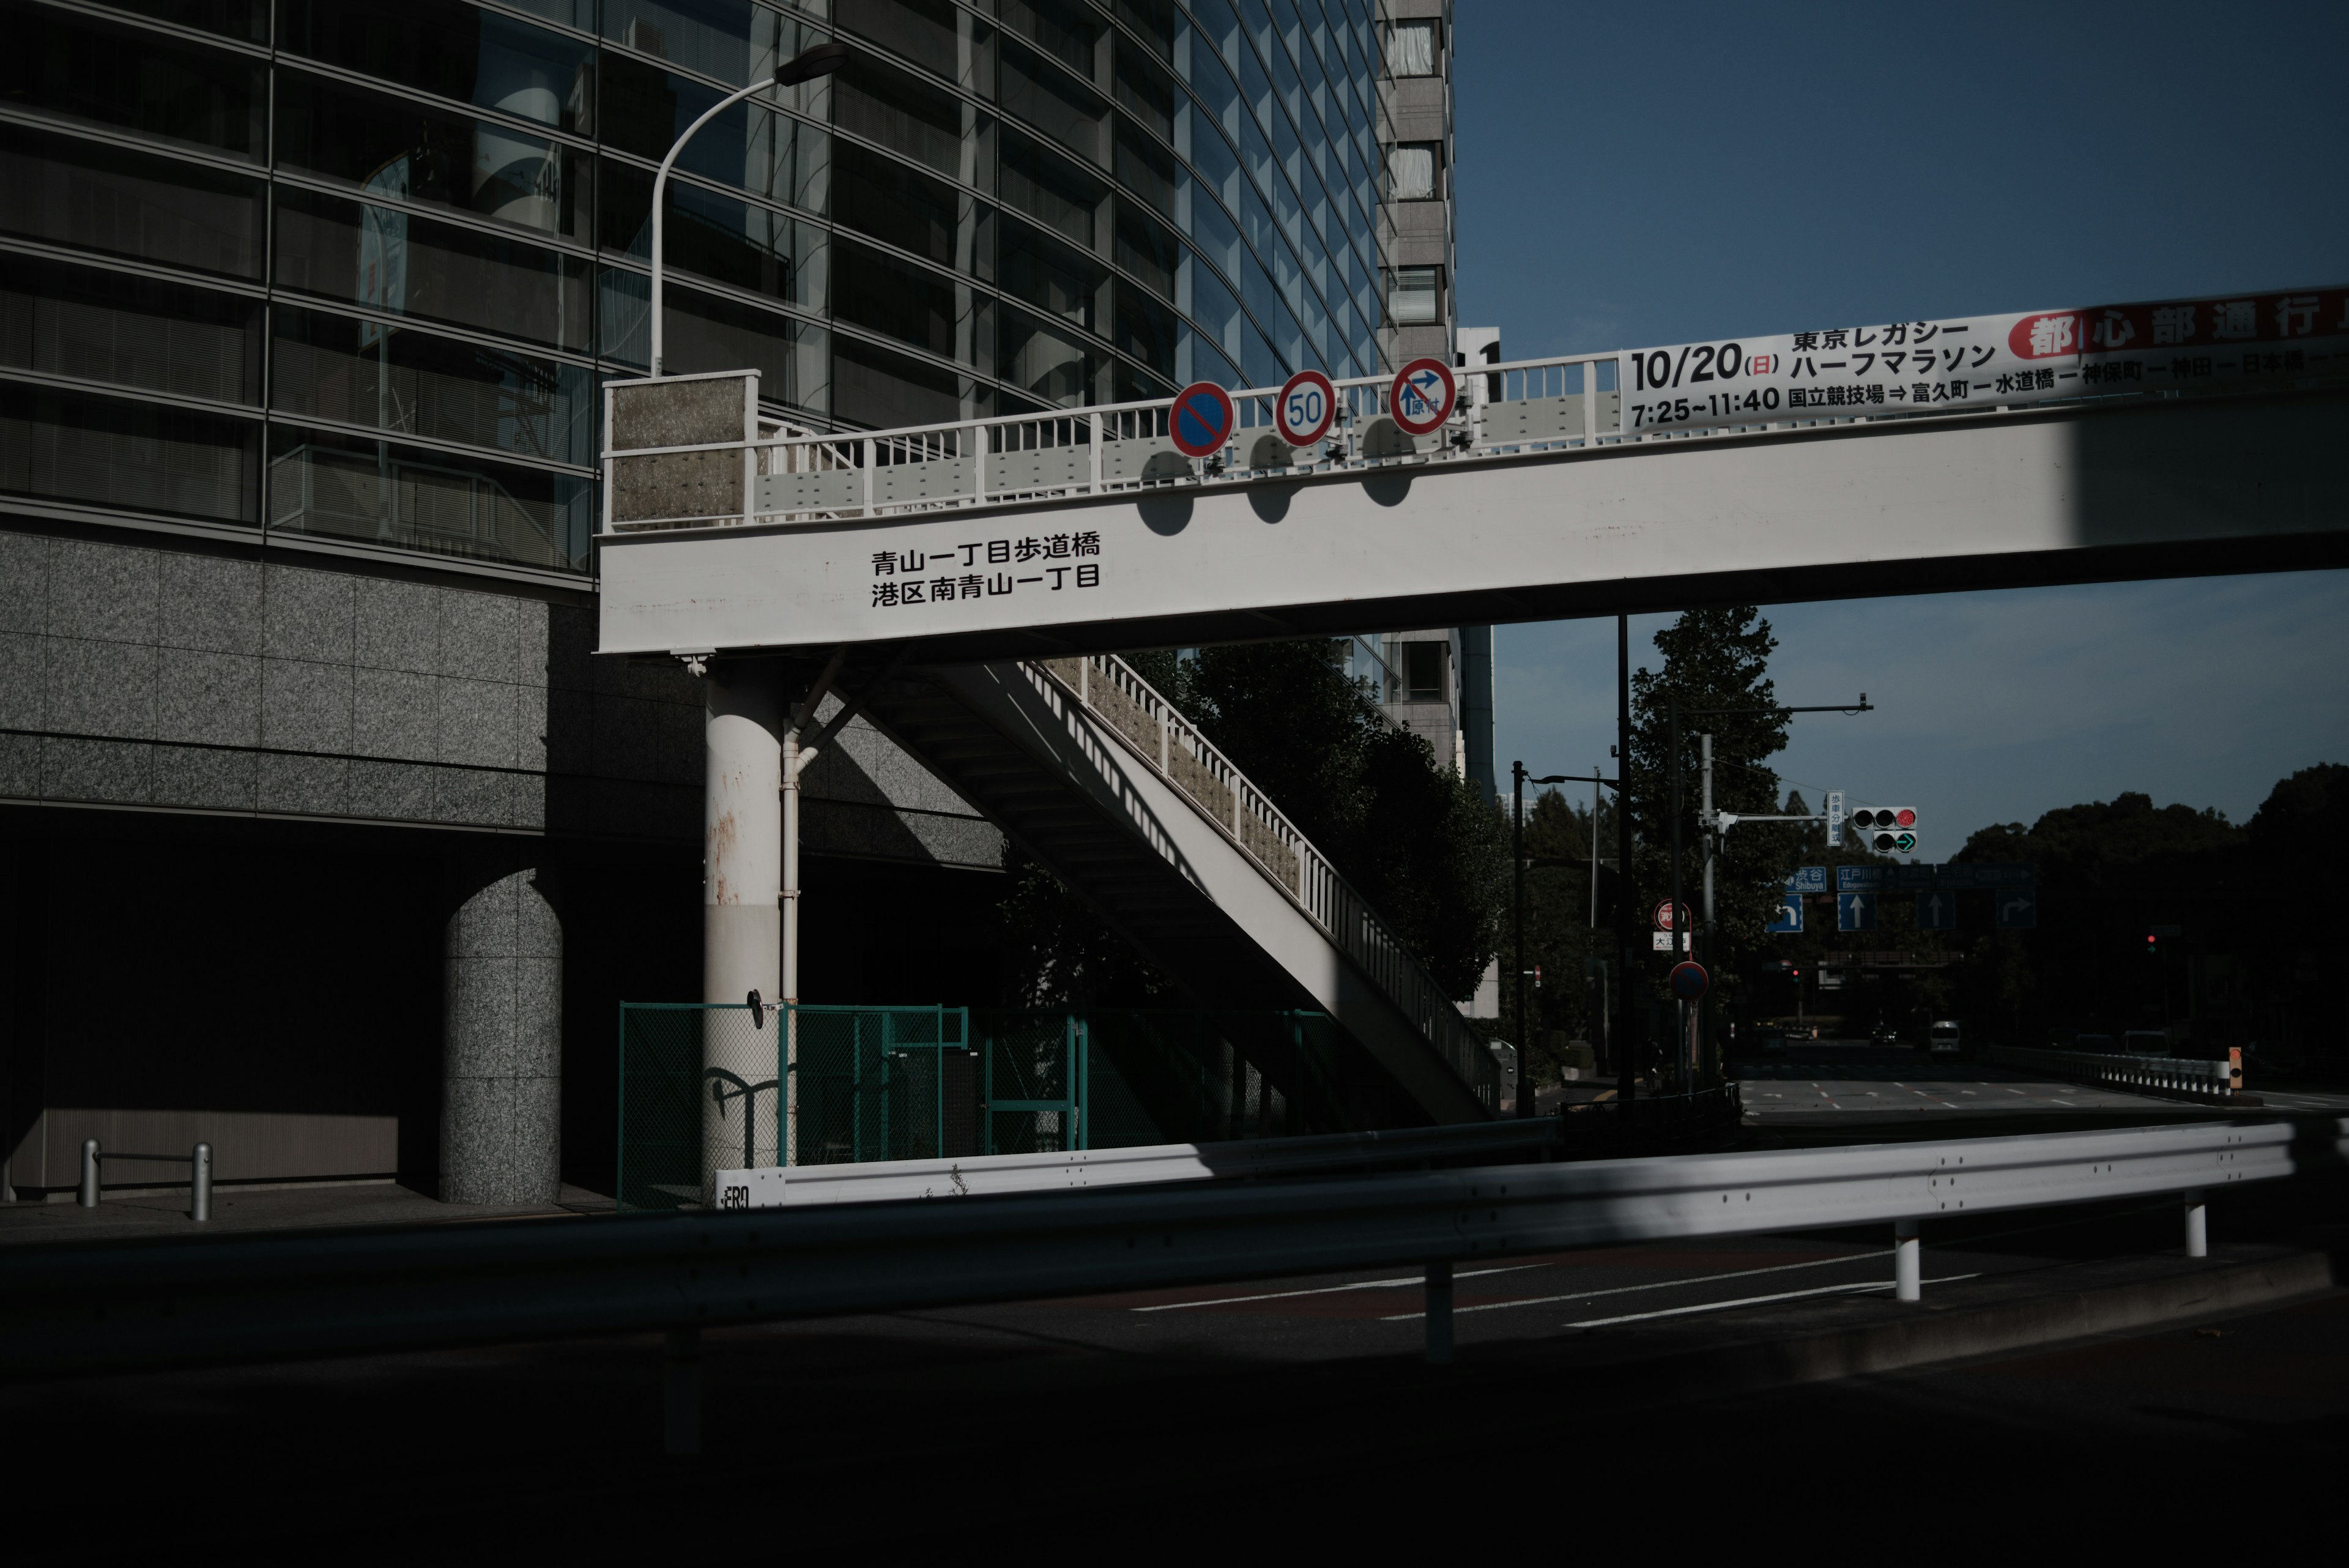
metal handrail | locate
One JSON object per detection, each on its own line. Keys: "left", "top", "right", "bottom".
{"left": 77, "top": 1138, "right": 213, "bottom": 1222}
{"left": 1028, "top": 653, "right": 1498, "bottom": 1112}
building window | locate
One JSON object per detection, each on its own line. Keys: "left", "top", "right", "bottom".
{"left": 1387, "top": 142, "right": 1440, "bottom": 201}
{"left": 1387, "top": 266, "right": 1440, "bottom": 327}
{"left": 1405, "top": 641, "right": 1445, "bottom": 703}
{"left": 1385, "top": 20, "right": 1439, "bottom": 78}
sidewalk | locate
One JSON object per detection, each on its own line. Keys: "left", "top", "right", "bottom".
{"left": 0, "top": 1181, "right": 615, "bottom": 1247}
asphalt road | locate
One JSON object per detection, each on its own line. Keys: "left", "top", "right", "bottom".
{"left": 1735, "top": 1039, "right": 2349, "bottom": 1124}
{"left": 2, "top": 1176, "right": 2337, "bottom": 1555}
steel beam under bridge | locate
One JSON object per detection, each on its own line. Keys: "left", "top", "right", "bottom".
{"left": 600, "top": 387, "right": 2349, "bottom": 664}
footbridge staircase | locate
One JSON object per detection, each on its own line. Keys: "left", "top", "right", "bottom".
{"left": 847, "top": 651, "right": 1496, "bottom": 1124}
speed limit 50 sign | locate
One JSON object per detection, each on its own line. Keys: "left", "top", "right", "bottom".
{"left": 1275, "top": 369, "right": 1337, "bottom": 446}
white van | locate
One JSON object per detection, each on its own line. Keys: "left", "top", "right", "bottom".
{"left": 1927, "top": 1020, "right": 1961, "bottom": 1056}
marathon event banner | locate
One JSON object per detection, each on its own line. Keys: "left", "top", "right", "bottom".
{"left": 1618, "top": 286, "right": 2349, "bottom": 435}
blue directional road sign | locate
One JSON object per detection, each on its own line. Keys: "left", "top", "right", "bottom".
{"left": 1786, "top": 866, "right": 1828, "bottom": 894}
{"left": 1838, "top": 891, "right": 1877, "bottom": 932}
{"left": 1995, "top": 890, "right": 2038, "bottom": 929}
{"left": 1767, "top": 893, "right": 1804, "bottom": 934}
{"left": 1915, "top": 889, "right": 1956, "bottom": 930}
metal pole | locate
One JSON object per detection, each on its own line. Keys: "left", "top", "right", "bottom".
{"left": 1701, "top": 733, "right": 1715, "bottom": 1083}
{"left": 1669, "top": 704, "right": 1683, "bottom": 1090}
{"left": 1512, "top": 760, "right": 1527, "bottom": 1119}
{"left": 664, "top": 1326, "right": 702, "bottom": 1456}
{"left": 1424, "top": 1260, "right": 1453, "bottom": 1364}
{"left": 191, "top": 1142, "right": 212, "bottom": 1222}
{"left": 79, "top": 1138, "right": 98, "bottom": 1208}
{"left": 1894, "top": 1218, "right": 1921, "bottom": 1301}
{"left": 2183, "top": 1187, "right": 2207, "bottom": 1258}
{"left": 1616, "top": 614, "right": 1636, "bottom": 1103}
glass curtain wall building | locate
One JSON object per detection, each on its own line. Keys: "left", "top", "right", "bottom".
{"left": 1, "top": 0, "right": 1405, "bottom": 585}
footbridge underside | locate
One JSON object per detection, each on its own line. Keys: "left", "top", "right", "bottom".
{"left": 601, "top": 385, "right": 2349, "bottom": 664}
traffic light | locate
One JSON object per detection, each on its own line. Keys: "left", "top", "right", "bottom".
{"left": 1850, "top": 806, "right": 1918, "bottom": 854}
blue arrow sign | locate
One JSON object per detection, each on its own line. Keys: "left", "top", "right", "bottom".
{"left": 1767, "top": 893, "right": 1804, "bottom": 934}
{"left": 1995, "top": 890, "right": 2038, "bottom": 929}
{"left": 1838, "top": 891, "right": 1876, "bottom": 932}
{"left": 1916, "top": 889, "right": 1954, "bottom": 930}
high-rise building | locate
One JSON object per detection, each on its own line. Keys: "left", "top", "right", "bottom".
{"left": 0, "top": 0, "right": 1461, "bottom": 1203}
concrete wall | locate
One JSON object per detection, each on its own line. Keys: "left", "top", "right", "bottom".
{"left": 0, "top": 523, "right": 1004, "bottom": 1198}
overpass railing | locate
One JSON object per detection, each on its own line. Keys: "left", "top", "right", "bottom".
{"left": 601, "top": 283, "right": 2348, "bottom": 536}
{"left": 1029, "top": 652, "right": 1499, "bottom": 1114}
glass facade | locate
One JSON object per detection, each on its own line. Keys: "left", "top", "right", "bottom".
{"left": 0, "top": 0, "right": 1394, "bottom": 578}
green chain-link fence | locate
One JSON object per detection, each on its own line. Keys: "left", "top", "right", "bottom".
{"left": 620, "top": 1003, "right": 1353, "bottom": 1209}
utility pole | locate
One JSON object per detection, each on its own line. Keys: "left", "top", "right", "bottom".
{"left": 1616, "top": 614, "right": 1636, "bottom": 1103}
{"left": 1512, "top": 760, "right": 1526, "bottom": 1118}
{"left": 1702, "top": 732, "right": 1716, "bottom": 1080}
{"left": 1669, "top": 703, "right": 1684, "bottom": 1091}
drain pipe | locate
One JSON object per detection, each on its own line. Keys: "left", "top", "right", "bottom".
{"left": 781, "top": 647, "right": 848, "bottom": 1165}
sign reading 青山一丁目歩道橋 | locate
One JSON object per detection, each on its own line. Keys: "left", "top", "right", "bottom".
{"left": 1617, "top": 288, "right": 2349, "bottom": 436}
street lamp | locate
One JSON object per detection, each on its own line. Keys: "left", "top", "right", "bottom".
{"left": 649, "top": 40, "right": 849, "bottom": 376}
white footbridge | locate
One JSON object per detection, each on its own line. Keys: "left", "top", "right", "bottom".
{"left": 606, "top": 287, "right": 2349, "bottom": 1134}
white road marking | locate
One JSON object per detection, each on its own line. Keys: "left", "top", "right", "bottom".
{"left": 1379, "top": 1247, "right": 1892, "bottom": 1321}
{"left": 1131, "top": 1261, "right": 1543, "bottom": 1312}
{"left": 1563, "top": 1273, "right": 1983, "bottom": 1328}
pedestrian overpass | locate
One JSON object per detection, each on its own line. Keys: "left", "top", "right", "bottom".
{"left": 598, "top": 294, "right": 2349, "bottom": 1140}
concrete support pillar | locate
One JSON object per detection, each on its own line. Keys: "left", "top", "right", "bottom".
{"left": 442, "top": 861, "right": 563, "bottom": 1205}
{"left": 703, "top": 660, "right": 784, "bottom": 1191}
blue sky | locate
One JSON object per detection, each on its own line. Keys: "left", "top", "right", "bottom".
{"left": 1453, "top": 1, "right": 2349, "bottom": 843}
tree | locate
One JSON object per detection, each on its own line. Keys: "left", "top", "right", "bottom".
{"left": 1174, "top": 641, "right": 1507, "bottom": 1000}
{"left": 1625, "top": 606, "right": 1799, "bottom": 1055}
{"left": 1000, "top": 642, "right": 1508, "bottom": 1010}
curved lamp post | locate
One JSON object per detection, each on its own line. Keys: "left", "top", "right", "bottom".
{"left": 649, "top": 40, "right": 848, "bottom": 376}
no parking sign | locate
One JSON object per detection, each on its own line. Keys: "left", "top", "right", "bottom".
{"left": 1168, "top": 382, "right": 1236, "bottom": 458}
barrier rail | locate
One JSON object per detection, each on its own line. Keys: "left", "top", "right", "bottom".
{"left": 77, "top": 1138, "right": 212, "bottom": 1222}
{"left": 1989, "top": 1045, "right": 2243, "bottom": 1102}
{"left": 1025, "top": 655, "right": 1497, "bottom": 1112}
{"left": 714, "top": 1115, "right": 1567, "bottom": 1208}
{"left": 5, "top": 1118, "right": 2320, "bottom": 1403}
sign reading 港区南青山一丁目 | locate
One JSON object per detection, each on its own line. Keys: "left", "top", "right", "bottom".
{"left": 1616, "top": 288, "right": 2349, "bottom": 436}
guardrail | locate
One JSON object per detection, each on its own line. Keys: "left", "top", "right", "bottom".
{"left": 6, "top": 1118, "right": 2320, "bottom": 1442}
{"left": 716, "top": 1117, "right": 1565, "bottom": 1208}
{"left": 1989, "top": 1045, "right": 2244, "bottom": 1102}
{"left": 77, "top": 1138, "right": 212, "bottom": 1222}
{"left": 1025, "top": 655, "right": 1497, "bottom": 1112}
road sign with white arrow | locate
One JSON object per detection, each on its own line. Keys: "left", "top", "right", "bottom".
{"left": 1838, "top": 891, "right": 1876, "bottom": 932}
{"left": 1995, "top": 890, "right": 2038, "bottom": 929}
{"left": 1916, "top": 889, "right": 1955, "bottom": 930}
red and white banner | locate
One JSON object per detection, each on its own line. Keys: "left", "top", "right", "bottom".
{"left": 1617, "top": 286, "right": 2349, "bottom": 435}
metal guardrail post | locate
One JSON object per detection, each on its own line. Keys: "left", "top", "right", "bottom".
{"left": 664, "top": 1327, "right": 701, "bottom": 1457}
{"left": 1894, "top": 1219, "right": 1921, "bottom": 1302}
{"left": 192, "top": 1142, "right": 212, "bottom": 1222}
{"left": 2183, "top": 1188, "right": 2207, "bottom": 1258}
{"left": 1424, "top": 1261, "right": 1453, "bottom": 1365}
{"left": 79, "top": 1139, "right": 98, "bottom": 1208}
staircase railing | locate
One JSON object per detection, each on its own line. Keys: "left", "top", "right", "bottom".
{"left": 1030, "top": 655, "right": 1498, "bottom": 1114}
